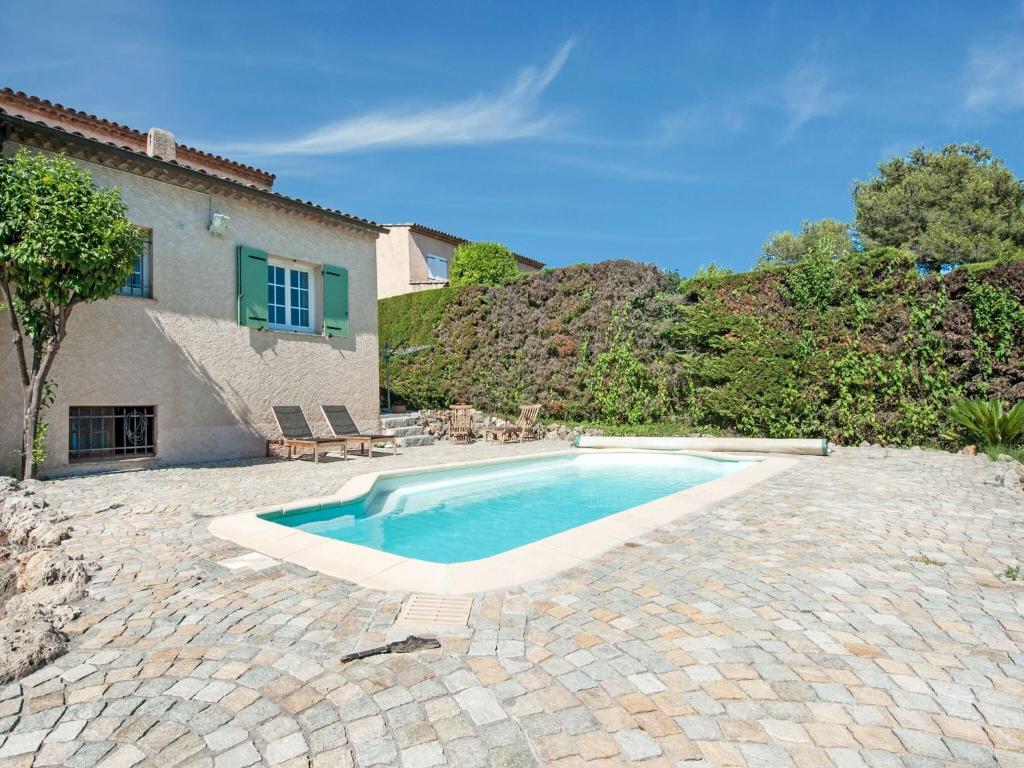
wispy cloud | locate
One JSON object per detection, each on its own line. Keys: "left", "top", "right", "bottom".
{"left": 224, "top": 39, "right": 575, "bottom": 156}
{"left": 780, "top": 63, "right": 846, "bottom": 137}
{"left": 654, "top": 103, "right": 748, "bottom": 145}
{"left": 962, "top": 36, "right": 1024, "bottom": 116}
{"left": 649, "top": 61, "right": 845, "bottom": 147}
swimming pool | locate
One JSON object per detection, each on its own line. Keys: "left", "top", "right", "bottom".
{"left": 262, "top": 452, "right": 751, "bottom": 563}
{"left": 211, "top": 449, "right": 795, "bottom": 593}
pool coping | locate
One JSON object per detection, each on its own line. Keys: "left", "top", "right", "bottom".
{"left": 208, "top": 449, "right": 800, "bottom": 594}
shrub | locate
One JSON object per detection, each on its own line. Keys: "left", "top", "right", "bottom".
{"left": 378, "top": 287, "right": 457, "bottom": 348}
{"left": 944, "top": 398, "right": 1024, "bottom": 449}
{"left": 966, "top": 281, "right": 1024, "bottom": 376}
{"left": 377, "top": 257, "right": 1023, "bottom": 444}
{"left": 449, "top": 242, "right": 520, "bottom": 288}
{"left": 781, "top": 234, "right": 841, "bottom": 309}
{"left": 580, "top": 314, "right": 670, "bottom": 425}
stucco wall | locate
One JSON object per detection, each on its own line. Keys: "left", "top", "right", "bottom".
{"left": 376, "top": 227, "right": 456, "bottom": 299}
{"left": 374, "top": 227, "right": 413, "bottom": 300}
{"left": 408, "top": 231, "right": 457, "bottom": 285}
{"left": 0, "top": 142, "right": 381, "bottom": 475}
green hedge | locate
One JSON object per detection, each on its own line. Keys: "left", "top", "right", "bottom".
{"left": 378, "top": 255, "right": 1024, "bottom": 445}
{"left": 378, "top": 287, "right": 458, "bottom": 348}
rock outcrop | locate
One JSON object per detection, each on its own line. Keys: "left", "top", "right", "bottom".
{"left": 0, "top": 477, "right": 92, "bottom": 683}
{"left": 412, "top": 409, "right": 605, "bottom": 444}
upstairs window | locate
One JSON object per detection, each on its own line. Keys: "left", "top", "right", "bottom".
{"left": 267, "top": 262, "right": 313, "bottom": 332}
{"left": 120, "top": 229, "right": 152, "bottom": 297}
{"left": 426, "top": 253, "right": 448, "bottom": 281}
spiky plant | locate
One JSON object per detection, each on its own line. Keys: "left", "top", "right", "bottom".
{"left": 944, "top": 398, "right": 1024, "bottom": 449}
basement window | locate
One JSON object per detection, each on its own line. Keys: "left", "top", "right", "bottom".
{"left": 69, "top": 406, "right": 156, "bottom": 462}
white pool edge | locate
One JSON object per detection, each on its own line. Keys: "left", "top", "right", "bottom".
{"left": 208, "top": 449, "right": 800, "bottom": 594}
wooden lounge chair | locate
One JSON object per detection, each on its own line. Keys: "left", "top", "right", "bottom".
{"left": 448, "top": 404, "right": 475, "bottom": 444}
{"left": 267, "top": 406, "right": 348, "bottom": 463}
{"left": 485, "top": 404, "right": 542, "bottom": 443}
{"left": 321, "top": 405, "right": 399, "bottom": 457}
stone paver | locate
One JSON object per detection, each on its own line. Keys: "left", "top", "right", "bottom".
{"left": 0, "top": 442, "right": 1020, "bottom": 767}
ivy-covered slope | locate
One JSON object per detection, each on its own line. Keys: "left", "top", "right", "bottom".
{"left": 378, "top": 253, "right": 1024, "bottom": 445}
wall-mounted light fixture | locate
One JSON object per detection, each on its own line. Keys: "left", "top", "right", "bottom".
{"left": 209, "top": 213, "right": 230, "bottom": 236}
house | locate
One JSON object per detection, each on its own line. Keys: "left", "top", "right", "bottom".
{"left": 0, "top": 89, "right": 385, "bottom": 473}
{"left": 376, "top": 222, "right": 543, "bottom": 299}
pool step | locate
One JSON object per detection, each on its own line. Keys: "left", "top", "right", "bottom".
{"left": 381, "top": 412, "right": 435, "bottom": 447}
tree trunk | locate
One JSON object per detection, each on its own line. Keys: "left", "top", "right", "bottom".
{"left": 21, "top": 395, "right": 38, "bottom": 480}
{"left": 18, "top": 310, "right": 72, "bottom": 480}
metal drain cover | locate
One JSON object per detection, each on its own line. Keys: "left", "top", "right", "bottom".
{"left": 396, "top": 594, "right": 473, "bottom": 628}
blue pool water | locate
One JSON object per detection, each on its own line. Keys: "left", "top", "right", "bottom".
{"left": 266, "top": 452, "right": 749, "bottom": 563}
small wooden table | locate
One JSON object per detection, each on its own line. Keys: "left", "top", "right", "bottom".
{"left": 266, "top": 438, "right": 348, "bottom": 463}
{"left": 484, "top": 426, "right": 521, "bottom": 443}
{"left": 341, "top": 434, "right": 399, "bottom": 456}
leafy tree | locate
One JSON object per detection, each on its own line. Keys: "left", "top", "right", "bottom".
{"left": 782, "top": 232, "right": 842, "bottom": 310}
{"left": 0, "top": 149, "right": 141, "bottom": 478}
{"left": 759, "top": 218, "right": 854, "bottom": 267}
{"left": 854, "top": 144, "right": 1024, "bottom": 271}
{"left": 449, "top": 241, "right": 520, "bottom": 288}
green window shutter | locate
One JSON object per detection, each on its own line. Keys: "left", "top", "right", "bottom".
{"left": 322, "top": 264, "right": 349, "bottom": 338}
{"left": 237, "top": 245, "right": 268, "bottom": 328}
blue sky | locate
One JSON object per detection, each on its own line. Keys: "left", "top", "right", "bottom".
{"left": 4, "top": 1, "right": 1024, "bottom": 274}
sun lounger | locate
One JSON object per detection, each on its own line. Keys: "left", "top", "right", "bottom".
{"left": 484, "top": 404, "right": 542, "bottom": 443}
{"left": 321, "top": 405, "right": 399, "bottom": 456}
{"left": 267, "top": 406, "right": 348, "bottom": 462}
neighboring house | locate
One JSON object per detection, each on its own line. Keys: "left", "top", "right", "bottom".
{"left": 0, "top": 89, "right": 385, "bottom": 473}
{"left": 376, "top": 223, "right": 543, "bottom": 299}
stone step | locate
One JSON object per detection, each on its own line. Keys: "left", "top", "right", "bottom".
{"left": 381, "top": 415, "right": 419, "bottom": 429}
{"left": 398, "top": 434, "right": 435, "bottom": 447}
{"left": 385, "top": 425, "right": 424, "bottom": 438}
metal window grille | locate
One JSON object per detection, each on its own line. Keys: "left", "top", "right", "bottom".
{"left": 120, "top": 232, "right": 152, "bottom": 297}
{"left": 69, "top": 406, "right": 156, "bottom": 462}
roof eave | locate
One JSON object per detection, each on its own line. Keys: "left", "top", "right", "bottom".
{"left": 389, "top": 222, "right": 545, "bottom": 268}
{"left": 0, "top": 113, "right": 386, "bottom": 235}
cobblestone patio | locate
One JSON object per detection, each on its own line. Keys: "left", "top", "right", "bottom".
{"left": 0, "top": 444, "right": 1022, "bottom": 767}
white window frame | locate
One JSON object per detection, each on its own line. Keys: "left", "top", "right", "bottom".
{"left": 426, "top": 253, "right": 449, "bottom": 282}
{"left": 267, "top": 259, "right": 315, "bottom": 333}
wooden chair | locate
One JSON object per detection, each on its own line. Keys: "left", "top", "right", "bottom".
{"left": 485, "top": 404, "right": 542, "bottom": 443}
{"left": 448, "top": 404, "right": 475, "bottom": 444}
{"left": 267, "top": 406, "right": 348, "bottom": 463}
{"left": 321, "top": 405, "right": 399, "bottom": 457}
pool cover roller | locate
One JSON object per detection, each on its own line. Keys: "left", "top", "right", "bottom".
{"left": 572, "top": 435, "right": 830, "bottom": 456}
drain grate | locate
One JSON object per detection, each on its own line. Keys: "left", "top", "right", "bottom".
{"left": 396, "top": 594, "right": 473, "bottom": 628}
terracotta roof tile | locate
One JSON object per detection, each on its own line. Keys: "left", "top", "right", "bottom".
{"left": 387, "top": 222, "right": 544, "bottom": 269}
{"left": 0, "top": 88, "right": 275, "bottom": 188}
{"left": 1, "top": 107, "right": 383, "bottom": 233}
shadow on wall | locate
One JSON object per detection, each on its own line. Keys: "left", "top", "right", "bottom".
{"left": 149, "top": 311, "right": 362, "bottom": 447}
{"left": 143, "top": 313, "right": 284, "bottom": 459}
{"left": 246, "top": 324, "right": 356, "bottom": 356}
{"left": 2, "top": 299, "right": 367, "bottom": 475}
